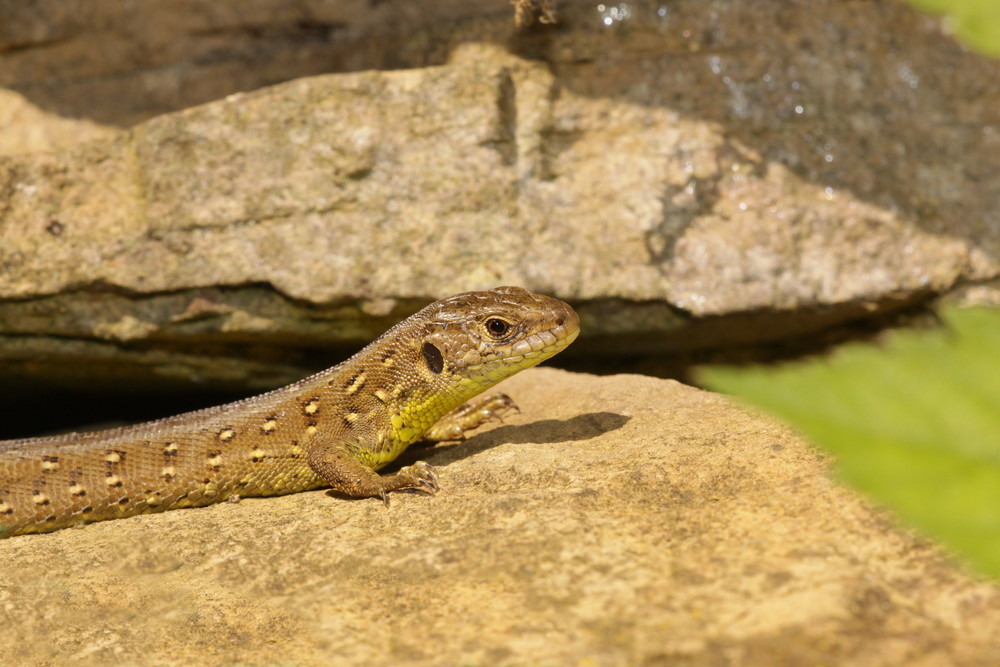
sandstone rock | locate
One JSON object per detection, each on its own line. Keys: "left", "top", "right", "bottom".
{"left": 0, "top": 89, "right": 119, "bottom": 156}
{"left": 1, "top": 0, "right": 998, "bottom": 389}
{"left": 0, "top": 369, "right": 996, "bottom": 665}
{"left": 0, "top": 0, "right": 510, "bottom": 128}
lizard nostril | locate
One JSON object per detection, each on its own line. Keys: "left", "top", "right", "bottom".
{"left": 555, "top": 317, "right": 564, "bottom": 326}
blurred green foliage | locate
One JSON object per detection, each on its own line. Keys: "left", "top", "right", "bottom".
{"left": 909, "top": 0, "right": 1000, "bottom": 56}
{"left": 700, "top": 307, "right": 1000, "bottom": 579}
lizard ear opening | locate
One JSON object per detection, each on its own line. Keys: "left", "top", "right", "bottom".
{"left": 422, "top": 342, "right": 444, "bottom": 374}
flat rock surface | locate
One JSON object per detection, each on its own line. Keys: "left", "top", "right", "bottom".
{"left": 2, "top": 368, "right": 997, "bottom": 666}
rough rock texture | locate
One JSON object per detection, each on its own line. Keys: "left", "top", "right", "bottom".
{"left": 1, "top": 369, "right": 997, "bottom": 666}
{"left": 0, "top": 0, "right": 510, "bottom": 130}
{"left": 1, "top": 1, "right": 998, "bottom": 384}
{"left": 0, "top": 89, "right": 118, "bottom": 156}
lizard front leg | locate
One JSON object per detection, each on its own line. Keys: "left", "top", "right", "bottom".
{"left": 422, "top": 393, "right": 519, "bottom": 442}
{"left": 306, "top": 441, "right": 438, "bottom": 505}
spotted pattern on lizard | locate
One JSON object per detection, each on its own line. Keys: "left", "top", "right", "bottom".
{"left": 0, "top": 287, "right": 579, "bottom": 537}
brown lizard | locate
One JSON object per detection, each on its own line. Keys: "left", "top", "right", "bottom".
{"left": 0, "top": 286, "right": 579, "bottom": 537}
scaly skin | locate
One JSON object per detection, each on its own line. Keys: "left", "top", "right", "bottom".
{"left": 0, "top": 287, "right": 579, "bottom": 537}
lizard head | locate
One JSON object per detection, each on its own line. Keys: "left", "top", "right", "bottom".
{"left": 414, "top": 285, "right": 579, "bottom": 390}
{"left": 341, "top": 286, "right": 579, "bottom": 461}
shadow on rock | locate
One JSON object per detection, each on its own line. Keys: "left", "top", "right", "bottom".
{"left": 324, "top": 411, "right": 629, "bottom": 500}
{"left": 425, "top": 411, "right": 630, "bottom": 462}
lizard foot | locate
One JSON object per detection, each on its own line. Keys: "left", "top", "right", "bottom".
{"left": 309, "top": 442, "right": 439, "bottom": 503}
{"left": 394, "top": 461, "right": 439, "bottom": 494}
{"left": 380, "top": 461, "right": 439, "bottom": 506}
{"left": 422, "top": 393, "right": 520, "bottom": 442}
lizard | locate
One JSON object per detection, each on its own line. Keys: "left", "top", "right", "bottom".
{"left": 0, "top": 286, "right": 579, "bottom": 538}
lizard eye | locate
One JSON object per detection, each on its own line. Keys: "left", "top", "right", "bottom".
{"left": 485, "top": 318, "right": 511, "bottom": 338}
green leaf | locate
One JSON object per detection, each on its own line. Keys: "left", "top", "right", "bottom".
{"left": 907, "top": 0, "right": 1000, "bottom": 56}
{"left": 699, "top": 307, "right": 1000, "bottom": 578}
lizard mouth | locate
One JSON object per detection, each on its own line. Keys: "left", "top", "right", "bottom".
{"left": 504, "top": 321, "right": 578, "bottom": 363}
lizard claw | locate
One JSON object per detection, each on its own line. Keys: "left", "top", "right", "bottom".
{"left": 496, "top": 393, "right": 520, "bottom": 413}
{"left": 396, "top": 461, "right": 439, "bottom": 495}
